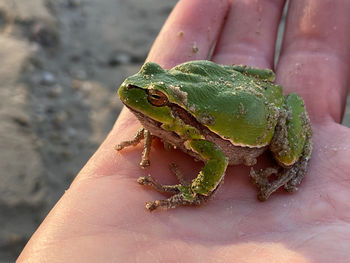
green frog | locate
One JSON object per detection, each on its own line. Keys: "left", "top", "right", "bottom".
{"left": 116, "top": 60, "right": 312, "bottom": 211}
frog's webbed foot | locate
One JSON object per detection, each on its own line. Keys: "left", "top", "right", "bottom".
{"left": 137, "top": 175, "right": 180, "bottom": 194}
{"left": 144, "top": 193, "right": 208, "bottom": 211}
{"left": 137, "top": 163, "right": 206, "bottom": 211}
{"left": 115, "top": 127, "right": 153, "bottom": 167}
{"left": 253, "top": 94, "right": 312, "bottom": 201}
{"left": 249, "top": 167, "right": 279, "bottom": 191}
{"left": 250, "top": 129, "right": 312, "bottom": 201}
{"left": 137, "top": 163, "right": 186, "bottom": 194}
{"left": 250, "top": 166, "right": 296, "bottom": 201}
{"left": 250, "top": 156, "right": 309, "bottom": 201}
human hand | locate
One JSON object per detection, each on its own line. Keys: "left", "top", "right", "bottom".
{"left": 18, "top": 0, "right": 350, "bottom": 262}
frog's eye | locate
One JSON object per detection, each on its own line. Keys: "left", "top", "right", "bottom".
{"left": 147, "top": 89, "right": 168, "bottom": 107}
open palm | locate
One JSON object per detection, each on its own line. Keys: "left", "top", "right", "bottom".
{"left": 18, "top": 0, "right": 350, "bottom": 262}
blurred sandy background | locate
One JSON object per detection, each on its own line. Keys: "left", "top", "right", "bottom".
{"left": 0, "top": 0, "right": 349, "bottom": 262}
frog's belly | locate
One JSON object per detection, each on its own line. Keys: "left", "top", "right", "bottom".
{"left": 131, "top": 108, "right": 267, "bottom": 166}
{"left": 205, "top": 132, "right": 266, "bottom": 166}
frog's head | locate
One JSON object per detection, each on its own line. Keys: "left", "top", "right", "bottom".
{"left": 118, "top": 62, "right": 176, "bottom": 124}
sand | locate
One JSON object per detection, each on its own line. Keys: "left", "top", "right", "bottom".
{"left": 0, "top": 0, "right": 349, "bottom": 261}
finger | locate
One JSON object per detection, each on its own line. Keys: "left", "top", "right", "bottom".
{"left": 276, "top": 0, "right": 350, "bottom": 123}
{"left": 212, "top": 0, "right": 286, "bottom": 68}
{"left": 147, "top": 0, "right": 230, "bottom": 68}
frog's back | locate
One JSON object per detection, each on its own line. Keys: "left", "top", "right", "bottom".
{"left": 167, "top": 61, "right": 283, "bottom": 147}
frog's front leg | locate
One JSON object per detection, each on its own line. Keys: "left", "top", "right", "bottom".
{"left": 138, "top": 139, "right": 228, "bottom": 211}
{"left": 115, "top": 127, "right": 153, "bottom": 167}
{"left": 250, "top": 94, "right": 312, "bottom": 200}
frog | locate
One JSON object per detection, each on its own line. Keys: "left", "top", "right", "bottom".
{"left": 116, "top": 60, "right": 312, "bottom": 211}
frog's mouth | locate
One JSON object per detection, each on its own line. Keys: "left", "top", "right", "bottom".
{"left": 126, "top": 105, "right": 164, "bottom": 129}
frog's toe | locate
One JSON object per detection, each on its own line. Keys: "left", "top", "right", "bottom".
{"left": 145, "top": 200, "right": 161, "bottom": 211}
{"left": 250, "top": 167, "right": 279, "bottom": 190}
{"left": 144, "top": 195, "right": 184, "bottom": 211}
{"left": 144, "top": 193, "right": 206, "bottom": 211}
{"left": 137, "top": 175, "right": 180, "bottom": 194}
{"left": 284, "top": 184, "right": 298, "bottom": 193}
{"left": 137, "top": 175, "right": 152, "bottom": 185}
{"left": 169, "top": 162, "right": 189, "bottom": 185}
{"left": 284, "top": 176, "right": 300, "bottom": 193}
{"left": 250, "top": 167, "right": 294, "bottom": 201}
{"left": 251, "top": 160, "right": 310, "bottom": 201}
{"left": 283, "top": 165, "right": 306, "bottom": 193}
{"left": 145, "top": 199, "right": 177, "bottom": 211}
{"left": 139, "top": 159, "right": 150, "bottom": 167}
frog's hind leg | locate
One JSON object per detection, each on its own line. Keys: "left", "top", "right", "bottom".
{"left": 283, "top": 130, "right": 312, "bottom": 193}
{"left": 250, "top": 94, "right": 312, "bottom": 201}
{"left": 137, "top": 163, "right": 208, "bottom": 211}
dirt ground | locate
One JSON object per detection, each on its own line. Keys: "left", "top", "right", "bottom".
{"left": 0, "top": 0, "right": 349, "bottom": 262}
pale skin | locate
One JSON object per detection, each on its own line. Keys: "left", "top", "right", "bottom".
{"left": 18, "top": 0, "right": 350, "bottom": 262}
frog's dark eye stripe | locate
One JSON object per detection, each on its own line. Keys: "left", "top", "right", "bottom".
{"left": 126, "top": 84, "right": 141, "bottom": 89}
{"left": 147, "top": 89, "right": 168, "bottom": 107}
